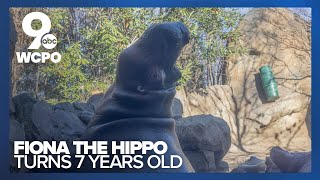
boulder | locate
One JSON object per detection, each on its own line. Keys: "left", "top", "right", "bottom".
{"left": 31, "top": 101, "right": 86, "bottom": 141}
{"left": 216, "top": 161, "right": 229, "bottom": 172}
{"left": 269, "top": 146, "right": 311, "bottom": 172}
{"left": 77, "top": 111, "right": 94, "bottom": 125}
{"left": 10, "top": 93, "right": 37, "bottom": 172}
{"left": 9, "top": 119, "right": 25, "bottom": 142}
{"left": 10, "top": 99, "right": 16, "bottom": 115}
{"left": 231, "top": 156, "right": 266, "bottom": 173}
{"left": 265, "top": 156, "right": 280, "bottom": 172}
{"left": 12, "top": 93, "right": 38, "bottom": 140}
{"left": 87, "top": 93, "right": 104, "bottom": 111}
{"left": 175, "top": 115, "right": 231, "bottom": 172}
{"left": 9, "top": 118, "right": 26, "bottom": 172}
{"left": 176, "top": 85, "right": 234, "bottom": 126}
{"left": 226, "top": 8, "right": 311, "bottom": 152}
{"left": 10, "top": 94, "right": 88, "bottom": 172}
{"left": 182, "top": 150, "right": 216, "bottom": 172}
{"left": 171, "top": 98, "right": 183, "bottom": 119}
{"left": 176, "top": 9, "right": 311, "bottom": 160}
{"left": 54, "top": 101, "right": 94, "bottom": 125}
{"left": 54, "top": 102, "right": 75, "bottom": 112}
{"left": 12, "top": 93, "right": 37, "bottom": 123}
{"left": 9, "top": 98, "right": 23, "bottom": 142}
{"left": 299, "top": 157, "right": 311, "bottom": 172}
{"left": 73, "top": 102, "right": 94, "bottom": 113}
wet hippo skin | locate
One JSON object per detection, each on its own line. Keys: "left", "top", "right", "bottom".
{"left": 80, "top": 22, "right": 194, "bottom": 172}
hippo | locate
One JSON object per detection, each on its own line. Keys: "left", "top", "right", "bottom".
{"left": 78, "top": 22, "right": 194, "bottom": 172}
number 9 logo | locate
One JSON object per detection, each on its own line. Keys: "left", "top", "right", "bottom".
{"left": 22, "top": 12, "right": 56, "bottom": 50}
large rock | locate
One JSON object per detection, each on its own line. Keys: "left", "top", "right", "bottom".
{"left": 32, "top": 101, "right": 86, "bottom": 141}
{"left": 231, "top": 156, "right": 266, "bottom": 173}
{"left": 9, "top": 119, "right": 27, "bottom": 172}
{"left": 77, "top": 111, "right": 94, "bottom": 125}
{"left": 9, "top": 119, "right": 25, "bottom": 142}
{"left": 10, "top": 93, "right": 89, "bottom": 172}
{"left": 227, "top": 8, "right": 311, "bottom": 151}
{"left": 54, "top": 102, "right": 75, "bottom": 112}
{"left": 10, "top": 93, "right": 38, "bottom": 172}
{"left": 54, "top": 102, "right": 94, "bottom": 125}
{"left": 175, "top": 115, "right": 231, "bottom": 172}
{"left": 73, "top": 102, "right": 94, "bottom": 113}
{"left": 176, "top": 9, "right": 311, "bottom": 159}
{"left": 9, "top": 98, "right": 24, "bottom": 142}
{"left": 87, "top": 93, "right": 104, "bottom": 111}
{"left": 265, "top": 156, "right": 281, "bottom": 172}
{"left": 176, "top": 85, "right": 234, "bottom": 125}
{"left": 171, "top": 98, "right": 183, "bottom": 119}
{"left": 11, "top": 93, "right": 87, "bottom": 141}
{"left": 269, "top": 146, "right": 311, "bottom": 172}
{"left": 12, "top": 93, "right": 38, "bottom": 140}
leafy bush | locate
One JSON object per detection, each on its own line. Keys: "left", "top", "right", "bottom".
{"left": 15, "top": 8, "right": 245, "bottom": 102}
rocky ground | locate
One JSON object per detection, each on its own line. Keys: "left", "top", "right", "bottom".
{"left": 10, "top": 91, "right": 232, "bottom": 172}
{"left": 10, "top": 92, "right": 311, "bottom": 173}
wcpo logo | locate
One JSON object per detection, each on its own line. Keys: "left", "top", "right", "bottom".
{"left": 16, "top": 12, "right": 61, "bottom": 63}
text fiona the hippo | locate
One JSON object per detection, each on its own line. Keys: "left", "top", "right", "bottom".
{"left": 13, "top": 141, "right": 183, "bottom": 170}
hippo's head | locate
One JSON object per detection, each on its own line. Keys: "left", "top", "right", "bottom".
{"left": 116, "top": 22, "right": 189, "bottom": 93}
{"left": 89, "top": 22, "right": 190, "bottom": 126}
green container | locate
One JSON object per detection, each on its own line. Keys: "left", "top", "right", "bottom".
{"left": 259, "top": 65, "right": 280, "bottom": 102}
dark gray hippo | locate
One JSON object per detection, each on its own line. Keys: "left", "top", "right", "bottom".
{"left": 79, "top": 22, "right": 194, "bottom": 172}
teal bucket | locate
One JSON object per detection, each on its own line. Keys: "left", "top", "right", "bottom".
{"left": 259, "top": 65, "right": 280, "bottom": 102}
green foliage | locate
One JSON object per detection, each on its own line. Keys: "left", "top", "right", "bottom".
{"left": 41, "top": 43, "right": 88, "bottom": 102}
{"left": 80, "top": 13, "right": 130, "bottom": 84}
{"left": 37, "top": 8, "right": 245, "bottom": 103}
{"left": 158, "top": 8, "right": 245, "bottom": 90}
